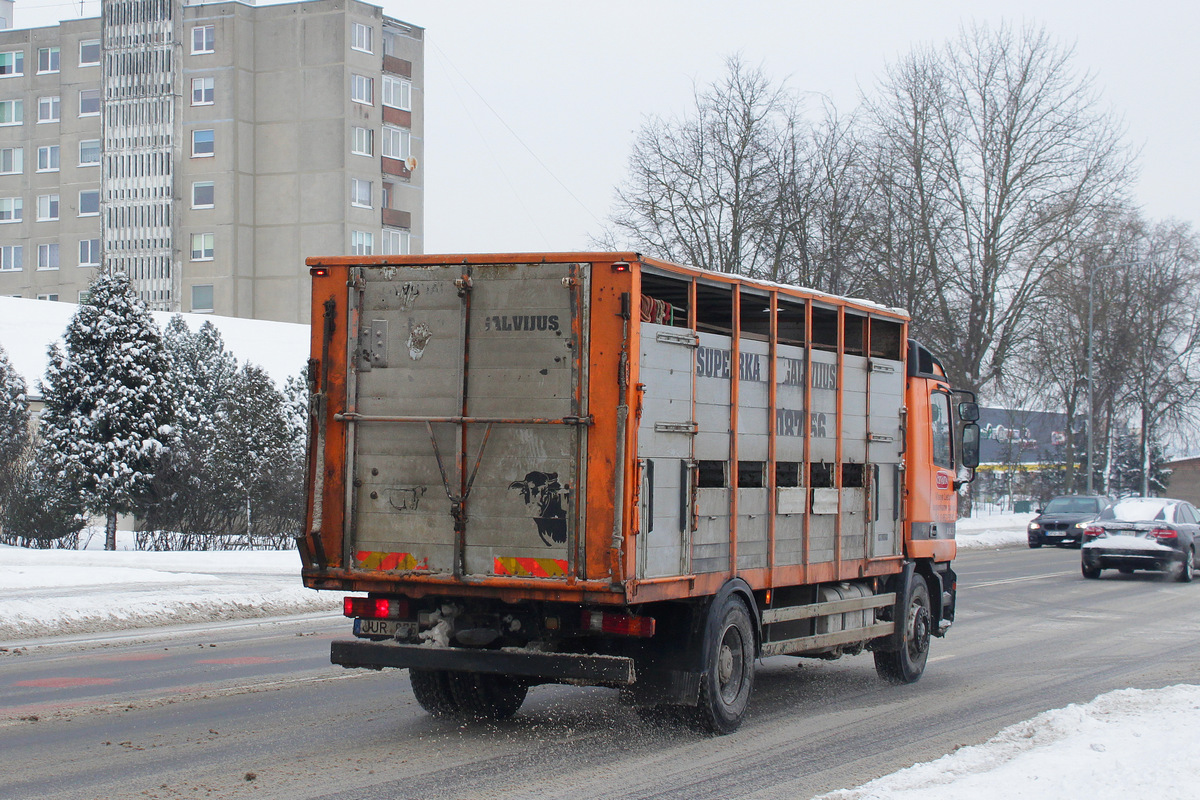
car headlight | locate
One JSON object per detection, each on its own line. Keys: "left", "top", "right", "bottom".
{"left": 1029, "top": 522, "right": 1041, "bottom": 531}
{"left": 1074, "top": 521, "right": 1088, "bottom": 529}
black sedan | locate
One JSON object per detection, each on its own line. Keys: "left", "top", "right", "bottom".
{"left": 1081, "top": 497, "right": 1200, "bottom": 582}
{"left": 1028, "top": 495, "right": 1112, "bottom": 548}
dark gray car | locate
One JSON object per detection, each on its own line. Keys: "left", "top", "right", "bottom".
{"left": 1028, "top": 495, "right": 1111, "bottom": 548}
{"left": 1081, "top": 497, "right": 1200, "bottom": 582}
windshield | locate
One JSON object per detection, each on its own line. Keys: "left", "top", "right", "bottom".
{"left": 1100, "top": 499, "right": 1171, "bottom": 522}
{"left": 1043, "top": 497, "right": 1101, "bottom": 515}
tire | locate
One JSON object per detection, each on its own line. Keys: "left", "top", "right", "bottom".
{"left": 409, "top": 669, "right": 459, "bottom": 717}
{"left": 694, "top": 594, "right": 756, "bottom": 735}
{"left": 447, "top": 672, "right": 528, "bottom": 721}
{"left": 1028, "top": 540, "right": 1043, "bottom": 549}
{"left": 1175, "top": 548, "right": 1194, "bottom": 583}
{"left": 1082, "top": 563, "right": 1102, "bottom": 579}
{"left": 874, "top": 576, "right": 931, "bottom": 685}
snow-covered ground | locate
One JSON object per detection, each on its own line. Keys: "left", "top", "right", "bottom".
{"left": 5, "top": 512, "right": 1198, "bottom": 799}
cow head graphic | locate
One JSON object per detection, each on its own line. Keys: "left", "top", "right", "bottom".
{"left": 509, "top": 471, "right": 569, "bottom": 546}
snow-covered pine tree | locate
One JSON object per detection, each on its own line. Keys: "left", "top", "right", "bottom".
{"left": 0, "top": 436, "right": 86, "bottom": 545}
{"left": 0, "top": 342, "right": 30, "bottom": 511}
{"left": 145, "top": 316, "right": 240, "bottom": 544}
{"left": 39, "top": 272, "right": 176, "bottom": 550}
{"left": 214, "top": 363, "right": 297, "bottom": 541}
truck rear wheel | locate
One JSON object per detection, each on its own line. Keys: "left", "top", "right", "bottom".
{"left": 447, "top": 672, "right": 528, "bottom": 721}
{"left": 694, "top": 594, "right": 755, "bottom": 734}
{"left": 874, "top": 576, "right": 931, "bottom": 684}
{"left": 409, "top": 669, "right": 459, "bottom": 717}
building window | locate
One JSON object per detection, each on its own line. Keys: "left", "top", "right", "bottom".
{"left": 383, "top": 29, "right": 399, "bottom": 57}
{"left": 37, "top": 145, "right": 59, "bottom": 171}
{"left": 192, "top": 129, "right": 214, "bottom": 157}
{"left": 37, "top": 243, "right": 59, "bottom": 270}
{"left": 191, "top": 25, "right": 215, "bottom": 54}
{"left": 191, "top": 284, "right": 214, "bottom": 313}
{"left": 0, "top": 147, "right": 21, "bottom": 174}
{"left": 192, "top": 181, "right": 214, "bottom": 208}
{"left": 79, "top": 238, "right": 100, "bottom": 266}
{"left": 191, "top": 76, "right": 214, "bottom": 106}
{"left": 383, "top": 228, "right": 410, "bottom": 255}
{"left": 79, "top": 39, "right": 100, "bottom": 66}
{"left": 37, "top": 96, "right": 60, "bottom": 123}
{"left": 191, "top": 232, "right": 214, "bottom": 261}
{"left": 78, "top": 190, "right": 99, "bottom": 216}
{"left": 37, "top": 194, "right": 59, "bottom": 221}
{"left": 37, "top": 47, "right": 59, "bottom": 74}
{"left": 0, "top": 197, "right": 22, "bottom": 222}
{"left": 0, "top": 50, "right": 24, "bottom": 77}
{"left": 352, "top": 23, "right": 372, "bottom": 53}
{"left": 79, "top": 139, "right": 100, "bottom": 166}
{"left": 351, "top": 230, "right": 373, "bottom": 255}
{"left": 382, "top": 125, "right": 410, "bottom": 160}
{"left": 351, "top": 74, "right": 373, "bottom": 105}
{"left": 79, "top": 89, "right": 100, "bottom": 116}
{"left": 0, "top": 245, "right": 21, "bottom": 271}
{"left": 36, "top": 293, "right": 59, "bottom": 301}
{"left": 0, "top": 99, "right": 22, "bottom": 125}
{"left": 382, "top": 76, "right": 411, "bottom": 111}
{"left": 351, "top": 178, "right": 372, "bottom": 208}
{"left": 352, "top": 126, "right": 372, "bottom": 156}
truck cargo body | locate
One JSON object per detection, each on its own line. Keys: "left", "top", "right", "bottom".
{"left": 301, "top": 253, "right": 977, "bottom": 732}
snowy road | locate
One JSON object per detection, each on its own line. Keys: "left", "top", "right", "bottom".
{"left": 3, "top": 544, "right": 1199, "bottom": 799}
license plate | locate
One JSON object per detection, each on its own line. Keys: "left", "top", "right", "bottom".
{"left": 1046, "top": 533, "right": 1064, "bottom": 538}
{"left": 354, "top": 618, "right": 417, "bottom": 639}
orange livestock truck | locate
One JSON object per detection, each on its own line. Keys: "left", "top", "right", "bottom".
{"left": 299, "top": 252, "right": 981, "bottom": 733}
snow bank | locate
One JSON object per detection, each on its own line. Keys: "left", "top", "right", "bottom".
{"left": 955, "top": 512, "right": 1032, "bottom": 551}
{"left": 819, "top": 684, "right": 1200, "bottom": 800}
{"left": 0, "top": 544, "right": 340, "bottom": 642}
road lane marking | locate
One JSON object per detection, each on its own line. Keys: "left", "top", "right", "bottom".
{"left": 965, "top": 570, "right": 1076, "bottom": 589}
{"left": 12, "top": 677, "right": 120, "bottom": 688}
{"left": 0, "top": 671, "right": 367, "bottom": 725}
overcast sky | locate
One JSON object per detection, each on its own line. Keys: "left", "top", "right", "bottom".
{"left": 14, "top": 0, "right": 1200, "bottom": 255}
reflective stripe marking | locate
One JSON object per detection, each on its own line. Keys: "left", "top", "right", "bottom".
{"left": 354, "top": 551, "right": 428, "bottom": 571}
{"left": 493, "top": 556, "right": 568, "bottom": 578}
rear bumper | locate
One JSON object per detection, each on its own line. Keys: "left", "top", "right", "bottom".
{"left": 331, "top": 640, "right": 636, "bottom": 686}
{"left": 1082, "top": 549, "right": 1180, "bottom": 570}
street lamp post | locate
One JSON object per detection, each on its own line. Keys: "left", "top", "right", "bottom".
{"left": 1085, "top": 260, "right": 1139, "bottom": 494}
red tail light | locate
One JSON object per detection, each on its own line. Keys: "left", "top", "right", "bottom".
{"left": 582, "top": 610, "right": 656, "bottom": 638}
{"left": 1083, "top": 525, "right": 1105, "bottom": 541}
{"left": 1151, "top": 527, "right": 1178, "bottom": 540}
{"left": 343, "top": 596, "right": 408, "bottom": 619}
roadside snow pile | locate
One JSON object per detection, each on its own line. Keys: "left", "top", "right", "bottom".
{"left": 0, "top": 544, "right": 340, "bottom": 642}
{"left": 955, "top": 512, "right": 1032, "bottom": 551}
{"left": 819, "top": 684, "right": 1200, "bottom": 800}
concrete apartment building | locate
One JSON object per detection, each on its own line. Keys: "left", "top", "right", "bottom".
{"left": 0, "top": 0, "right": 423, "bottom": 324}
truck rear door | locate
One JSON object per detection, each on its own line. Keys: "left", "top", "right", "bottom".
{"left": 346, "top": 262, "right": 589, "bottom": 580}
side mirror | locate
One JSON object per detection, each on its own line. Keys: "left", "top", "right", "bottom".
{"left": 958, "top": 401, "right": 980, "bottom": 422}
{"left": 960, "top": 422, "right": 981, "bottom": 469}
{"left": 1035, "top": 508, "right": 1044, "bottom": 515}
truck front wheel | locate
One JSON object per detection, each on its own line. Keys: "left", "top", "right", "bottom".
{"left": 874, "top": 576, "right": 931, "bottom": 684}
{"left": 695, "top": 595, "right": 755, "bottom": 734}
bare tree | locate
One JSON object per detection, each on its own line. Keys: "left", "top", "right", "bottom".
{"left": 865, "top": 23, "right": 1134, "bottom": 394}
{"left": 1118, "top": 221, "right": 1200, "bottom": 494}
{"left": 606, "top": 56, "right": 797, "bottom": 280}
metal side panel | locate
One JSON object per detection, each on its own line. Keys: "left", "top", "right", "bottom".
{"left": 637, "top": 322, "right": 697, "bottom": 579}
